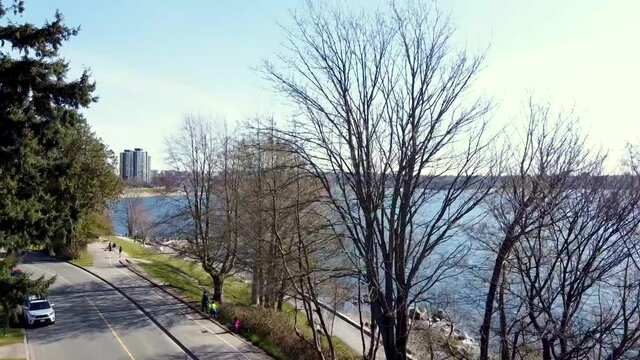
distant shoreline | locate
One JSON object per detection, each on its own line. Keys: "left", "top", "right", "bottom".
{"left": 120, "top": 189, "right": 184, "bottom": 198}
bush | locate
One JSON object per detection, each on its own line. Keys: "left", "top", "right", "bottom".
{"left": 219, "top": 304, "right": 317, "bottom": 359}
{"left": 51, "top": 210, "right": 111, "bottom": 260}
{"left": 77, "top": 211, "right": 113, "bottom": 239}
{"left": 218, "top": 304, "right": 359, "bottom": 360}
{"left": 51, "top": 239, "right": 87, "bottom": 260}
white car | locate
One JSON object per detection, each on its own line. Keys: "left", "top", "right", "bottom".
{"left": 22, "top": 297, "right": 55, "bottom": 327}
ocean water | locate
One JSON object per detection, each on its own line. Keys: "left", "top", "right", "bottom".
{"left": 109, "top": 193, "right": 492, "bottom": 333}
{"left": 109, "top": 195, "right": 188, "bottom": 238}
{"left": 109, "top": 193, "right": 634, "bottom": 344}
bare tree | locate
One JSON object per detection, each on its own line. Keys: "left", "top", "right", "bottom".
{"left": 234, "top": 128, "right": 276, "bottom": 307}
{"left": 509, "top": 174, "right": 640, "bottom": 360}
{"left": 478, "top": 103, "right": 595, "bottom": 359}
{"left": 266, "top": 2, "right": 494, "bottom": 358}
{"left": 120, "top": 196, "right": 151, "bottom": 243}
{"left": 228, "top": 124, "right": 352, "bottom": 359}
{"left": 165, "top": 115, "right": 240, "bottom": 303}
{"left": 264, "top": 133, "right": 351, "bottom": 359}
{"left": 479, "top": 103, "right": 640, "bottom": 359}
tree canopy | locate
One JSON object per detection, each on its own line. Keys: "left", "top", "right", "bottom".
{"left": 0, "top": 254, "right": 56, "bottom": 335}
{"left": 0, "top": 0, "right": 119, "bottom": 255}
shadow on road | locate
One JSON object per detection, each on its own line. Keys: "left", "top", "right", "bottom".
{"left": 25, "top": 280, "right": 156, "bottom": 345}
{"left": 21, "top": 250, "right": 64, "bottom": 264}
{"left": 152, "top": 344, "right": 265, "bottom": 360}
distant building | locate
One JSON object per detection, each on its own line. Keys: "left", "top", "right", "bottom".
{"left": 120, "top": 150, "right": 133, "bottom": 180}
{"left": 152, "top": 170, "right": 187, "bottom": 189}
{"left": 119, "top": 148, "right": 151, "bottom": 183}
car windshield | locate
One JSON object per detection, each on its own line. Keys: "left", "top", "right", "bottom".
{"left": 29, "top": 301, "right": 51, "bottom": 310}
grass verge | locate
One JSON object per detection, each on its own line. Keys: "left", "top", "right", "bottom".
{"left": 69, "top": 248, "right": 93, "bottom": 267}
{"left": 0, "top": 327, "right": 22, "bottom": 347}
{"left": 105, "top": 236, "right": 359, "bottom": 359}
{"left": 0, "top": 308, "right": 23, "bottom": 347}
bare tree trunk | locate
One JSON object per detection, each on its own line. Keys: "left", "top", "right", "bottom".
{"left": 541, "top": 338, "right": 552, "bottom": 360}
{"left": 509, "top": 331, "right": 520, "bottom": 360}
{"left": 371, "top": 292, "right": 398, "bottom": 360}
{"left": 259, "top": 272, "right": 267, "bottom": 306}
{"left": 395, "top": 303, "right": 410, "bottom": 360}
{"left": 251, "top": 262, "right": 260, "bottom": 305}
{"left": 212, "top": 274, "right": 223, "bottom": 303}
{"left": 498, "top": 265, "right": 509, "bottom": 360}
{"left": 276, "top": 277, "right": 286, "bottom": 312}
{"left": 480, "top": 220, "right": 523, "bottom": 359}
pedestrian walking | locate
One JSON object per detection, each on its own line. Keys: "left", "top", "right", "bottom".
{"left": 233, "top": 317, "right": 240, "bottom": 333}
{"left": 107, "top": 242, "right": 112, "bottom": 251}
{"left": 118, "top": 246, "right": 123, "bottom": 258}
{"left": 201, "top": 290, "right": 209, "bottom": 313}
{"left": 209, "top": 301, "right": 218, "bottom": 319}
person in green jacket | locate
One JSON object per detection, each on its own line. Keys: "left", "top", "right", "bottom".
{"left": 209, "top": 301, "right": 218, "bottom": 319}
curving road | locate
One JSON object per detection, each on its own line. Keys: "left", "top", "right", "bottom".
{"left": 19, "top": 247, "right": 270, "bottom": 360}
{"left": 20, "top": 252, "right": 187, "bottom": 360}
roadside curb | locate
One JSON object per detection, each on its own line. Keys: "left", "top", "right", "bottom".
{"left": 66, "top": 261, "right": 199, "bottom": 360}
{"left": 124, "top": 265, "right": 263, "bottom": 351}
{"left": 23, "top": 327, "right": 30, "bottom": 360}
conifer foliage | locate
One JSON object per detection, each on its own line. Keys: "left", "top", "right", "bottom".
{"left": 0, "top": 0, "right": 118, "bottom": 256}
{"left": 0, "top": 254, "right": 55, "bottom": 335}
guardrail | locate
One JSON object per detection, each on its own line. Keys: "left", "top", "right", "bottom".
{"left": 296, "top": 295, "right": 416, "bottom": 360}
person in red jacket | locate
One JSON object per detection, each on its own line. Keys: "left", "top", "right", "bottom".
{"left": 233, "top": 317, "right": 240, "bottom": 333}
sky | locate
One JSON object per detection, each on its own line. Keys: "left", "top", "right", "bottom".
{"left": 16, "top": 0, "right": 640, "bottom": 171}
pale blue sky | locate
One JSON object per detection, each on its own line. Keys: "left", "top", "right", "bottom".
{"left": 19, "top": 0, "right": 640, "bottom": 170}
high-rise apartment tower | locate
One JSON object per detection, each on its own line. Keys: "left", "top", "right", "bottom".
{"left": 119, "top": 148, "right": 151, "bottom": 183}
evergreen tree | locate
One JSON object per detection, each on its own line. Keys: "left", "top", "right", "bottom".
{"left": 0, "top": 0, "right": 103, "bottom": 253}
{"left": 0, "top": 254, "right": 56, "bottom": 335}
{"left": 49, "top": 121, "right": 122, "bottom": 258}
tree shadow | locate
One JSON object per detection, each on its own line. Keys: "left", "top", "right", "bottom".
{"left": 21, "top": 250, "right": 63, "bottom": 264}
{"left": 151, "top": 343, "right": 268, "bottom": 360}
{"left": 24, "top": 280, "right": 159, "bottom": 346}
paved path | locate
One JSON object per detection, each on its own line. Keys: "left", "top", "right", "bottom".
{"left": 118, "top": 236, "right": 384, "bottom": 358}
{"left": 0, "top": 342, "right": 26, "bottom": 359}
{"left": 87, "top": 242, "right": 269, "bottom": 360}
{"left": 20, "top": 251, "right": 186, "bottom": 360}
{"left": 294, "top": 298, "right": 385, "bottom": 359}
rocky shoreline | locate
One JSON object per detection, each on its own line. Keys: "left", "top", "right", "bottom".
{"left": 351, "top": 308, "right": 479, "bottom": 359}
{"left": 407, "top": 308, "right": 479, "bottom": 359}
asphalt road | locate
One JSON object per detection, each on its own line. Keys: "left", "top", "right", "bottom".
{"left": 87, "top": 242, "right": 268, "bottom": 360}
{"left": 20, "top": 252, "right": 187, "bottom": 360}
{"left": 19, "top": 245, "right": 270, "bottom": 360}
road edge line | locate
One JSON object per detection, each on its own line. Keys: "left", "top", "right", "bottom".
{"left": 23, "top": 327, "right": 31, "bottom": 360}
{"left": 66, "top": 261, "right": 199, "bottom": 360}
